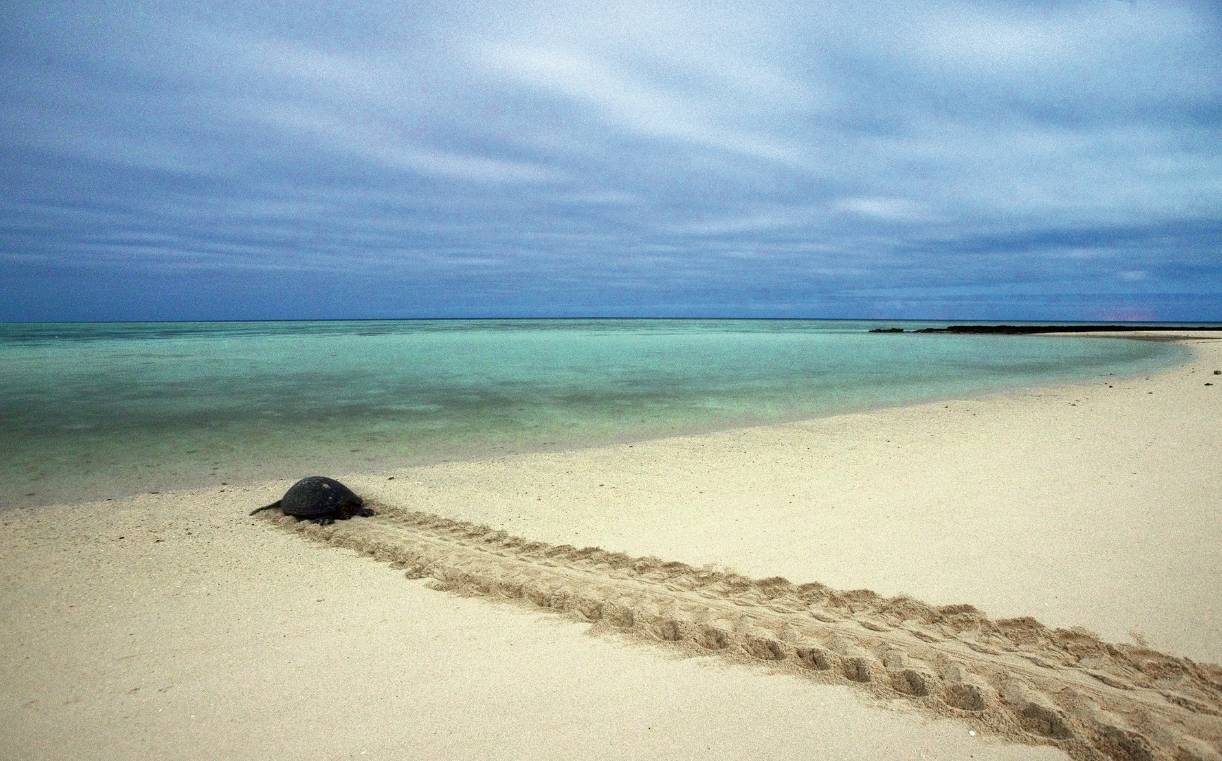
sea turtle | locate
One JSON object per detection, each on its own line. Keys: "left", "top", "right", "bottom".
{"left": 250, "top": 476, "right": 373, "bottom": 524}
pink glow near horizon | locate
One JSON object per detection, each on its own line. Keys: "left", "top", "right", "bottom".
{"left": 1096, "top": 307, "right": 1159, "bottom": 322}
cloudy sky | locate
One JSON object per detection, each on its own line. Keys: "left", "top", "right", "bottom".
{"left": 1, "top": 1, "right": 1219, "bottom": 321}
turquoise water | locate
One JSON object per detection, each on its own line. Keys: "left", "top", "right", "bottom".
{"left": 0, "top": 319, "right": 1187, "bottom": 506}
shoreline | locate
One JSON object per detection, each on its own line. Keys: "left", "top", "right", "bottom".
{"left": 1, "top": 330, "right": 1193, "bottom": 511}
{"left": 2, "top": 332, "right": 1215, "bottom": 653}
{"left": 2, "top": 331, "right": 1219, "bottom": 760}
{"left": 323, "top": 330, "right": 1220, "bottom": 658}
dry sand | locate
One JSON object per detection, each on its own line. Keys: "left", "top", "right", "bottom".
{"left": 2, "top": 332, "right": 1219, "bottom": 760}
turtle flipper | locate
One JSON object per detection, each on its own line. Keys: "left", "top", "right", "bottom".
{"left": 249, "top": 500, "right": 282, "bottom": 516}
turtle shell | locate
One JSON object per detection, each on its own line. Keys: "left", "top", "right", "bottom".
{"left": 279, "top": 476, "right": 364, "bottom": 519}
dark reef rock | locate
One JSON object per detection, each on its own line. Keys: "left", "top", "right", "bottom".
{"left": 912, "top": 324, "right": 1222, "bottom": 335}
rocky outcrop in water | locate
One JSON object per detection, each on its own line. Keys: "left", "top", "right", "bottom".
{"left": 869, "top": 324, "right": 1222, "bottom": 335}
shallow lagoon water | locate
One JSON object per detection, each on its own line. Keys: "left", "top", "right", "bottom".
{"left": 0, "top": 319, "right": 1187, "bottom": 506}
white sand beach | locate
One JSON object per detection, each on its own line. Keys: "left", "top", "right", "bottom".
{"left": 1, "top": 332, "right": 1219, "bottom": 760}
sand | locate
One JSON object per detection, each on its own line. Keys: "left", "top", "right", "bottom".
{"left": 1, "top": 332, "right": 1219, "bottom": 760}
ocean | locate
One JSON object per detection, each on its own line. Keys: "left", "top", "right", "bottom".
{"left": 0, "top": 319, "right": 1188, "bottom": 506}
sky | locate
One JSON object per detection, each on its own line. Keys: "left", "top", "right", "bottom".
{"left": 1, "top": 1, "right": 1220, "bottom": 321}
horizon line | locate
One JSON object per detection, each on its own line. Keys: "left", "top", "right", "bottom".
{"left": 3, "top": 316, "right": 1222, "bottom": 326}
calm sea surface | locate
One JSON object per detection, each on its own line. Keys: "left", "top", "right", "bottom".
{"left": 0, "top": 319, "right": 1188, "bottom": 506}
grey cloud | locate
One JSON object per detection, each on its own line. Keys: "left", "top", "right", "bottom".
{"left": 1, "top": 0, "right": 1219, "bottom": 321}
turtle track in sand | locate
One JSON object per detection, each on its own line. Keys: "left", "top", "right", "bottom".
{"left": 261, "top": 504, "right": 1222, "bottom": 761}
